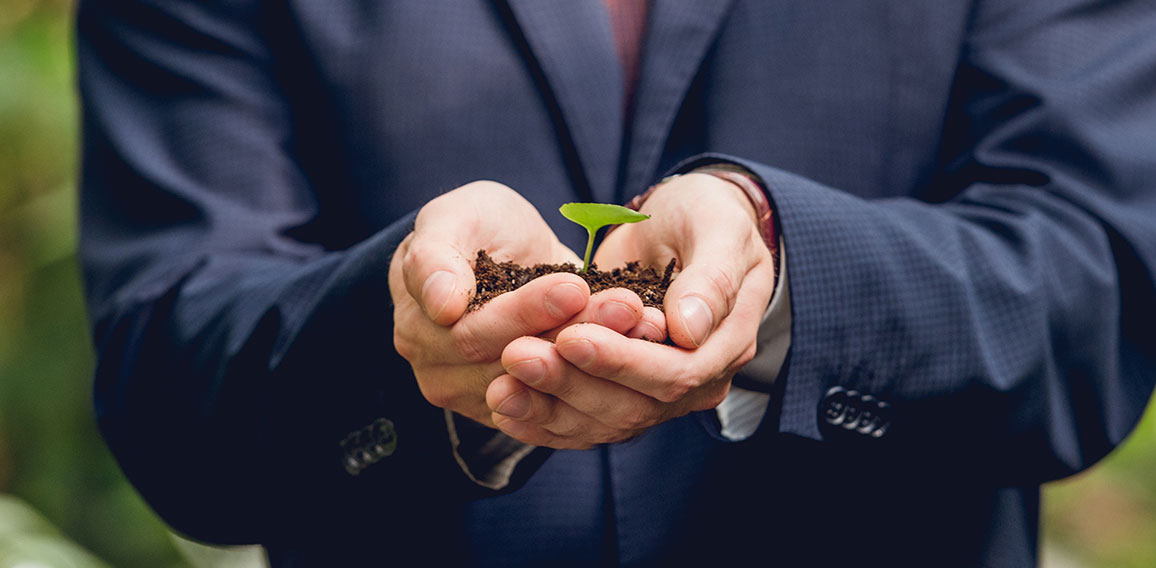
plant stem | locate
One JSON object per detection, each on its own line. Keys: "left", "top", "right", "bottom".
{"left": 581, "top": 228, "right": 595, "bottom": 272}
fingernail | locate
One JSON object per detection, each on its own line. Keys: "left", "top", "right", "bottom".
{"left": 507, "top": 358, "right": 545, "bottom": 385}
{"left": 495, "top": 389, "right": 531, "bottom": 419}
{"left": 558, "top": 339, "right": 595, "bottom": 367}
{"left": 421, "top": 271, "right": 456, "bottom": 320}
{"left": 679, "top": 296, "right": 713, "bottom": 347}
{"left": 598, "top": 301, "right": 636, "bottom": 330}
{"left": 545, "top": 283, "right": 585, "bottom": 319}
{"left": 634, "top": 321, "right": 665, "bottom": 342}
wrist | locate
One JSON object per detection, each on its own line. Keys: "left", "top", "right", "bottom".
{"left": 688, "top": 164, "right": 776, "bottom": 253}
{"left": 627, "top": 164, "right": 777, "bottom": 254}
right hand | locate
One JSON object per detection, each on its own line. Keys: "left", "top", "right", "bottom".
{"left": 388, "top": 181, "right": 665, "bottom": 427}
{"left": 483, "top": 173, "right": 775, "bottom": 448}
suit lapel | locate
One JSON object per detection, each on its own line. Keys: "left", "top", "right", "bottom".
{"left": 500, "top": 0, "right": 624, "bottom": 204}
{"left": 621, "top": 0, "right": 734, "bottom": 199}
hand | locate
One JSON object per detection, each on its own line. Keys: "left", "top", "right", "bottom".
{"left": 389, "top": 181, "right": 666, "bottom": 427}
{"left": 485, "top": 173, "right": 776, "bottom": 447}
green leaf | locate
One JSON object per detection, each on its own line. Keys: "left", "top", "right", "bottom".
{"left": 559, "top": 202, "right": 650, "bottom": 272}
{"left": 559, "top": 203, "right": 650, "bottom": 229}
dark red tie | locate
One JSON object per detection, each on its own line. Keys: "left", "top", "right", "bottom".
{"left": 603, "top": 0, "right": 649, "bottom": 114}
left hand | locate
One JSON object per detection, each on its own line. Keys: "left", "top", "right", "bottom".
{"left": 485, "top": 173, "right": 777, "bottom": 448}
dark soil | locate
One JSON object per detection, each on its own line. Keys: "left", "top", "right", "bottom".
{"left": 468, "top": 250, "right": 675, "bottom": 312}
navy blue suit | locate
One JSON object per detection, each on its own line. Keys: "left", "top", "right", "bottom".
{"left": 78, "top": 1, "right": 1156, "bottom": 566}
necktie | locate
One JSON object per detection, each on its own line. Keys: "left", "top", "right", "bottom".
{"left": 602, "top": 0, "right": 649, "bottom": 115}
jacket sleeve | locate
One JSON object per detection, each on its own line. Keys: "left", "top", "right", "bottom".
{"left": 683, "top": 0, "right": 1156, "bottom": 484}
{"left": 77, "top": 0, "right": 508, "bottom": 545}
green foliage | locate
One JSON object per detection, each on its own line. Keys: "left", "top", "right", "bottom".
{"left": 0, "top": 495, "right": 111, "bottom": 567}
{"left": 0, "top": 1, "right": 189, "bottom": 566}
{"left": 559, "top": 202, "right": 649, "bottom": 272}
{"left": 1043, "top": 408, "right": 1156, "bottom": 568}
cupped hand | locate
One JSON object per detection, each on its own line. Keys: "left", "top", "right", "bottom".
{"left": 485, "top": 173, "right": 776, "bottom": 447}
{"left": 389, "top": 181, "right": 666, "bottom": 427}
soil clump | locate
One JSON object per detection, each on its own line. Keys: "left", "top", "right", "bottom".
{"left": 468, "top": 250, "right": 675, "bottom": 312}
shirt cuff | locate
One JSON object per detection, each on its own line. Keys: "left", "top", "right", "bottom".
{"left": 716, "top": 236, "right": 791, "bottom": 440}
{"left": 445, "top": 410, "right": 536, "bottom": 490}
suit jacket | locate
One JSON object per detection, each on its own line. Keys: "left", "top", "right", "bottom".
{"left": 77, "top": 0, "right": 1156, "bottom": 566}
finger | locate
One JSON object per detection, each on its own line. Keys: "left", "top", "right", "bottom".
{"left": 553, "top": 322, "right": 739, "bottom": 409}
{"left": 613, "top": 173, "right": 769, "bottom": 348}
{"left": 539, "top": 288, "right": 645, "bottom": 341}
{"left": 404, "top": 180, "right": 580, "bottom": 326}
{"left": 492, "top": 415, "right": 595, "bottom": 450}
{"left": 401, "top": 233, "right": 478, "bottom": 327}
{"left": 626, "top": 306, "right": 667, "bottom": 342}
{"left": 486, "top": 373, "right": 542, "bottom": 421}
{"left": 450, "top": 273, "right": 590, "bottom": 362}
{"left": 390, "top": 234, "right": 458, "bottom": 363}
{"left": 499, "top": 336, "right": 665, "bottom": 431}
{"left": 408, "top": 355, "right": 507, "bottom": 423}
{"left": 557, "top": 258, "right": 772, "bottom": 404}
{"left": 486, "top": 375, "right": 635, "bottom": 446}
{"left": 663, "top": 234, "right": 752, "bottom": 348}
{"left": 554, "top": 323, "right": 695, "bottom": 402}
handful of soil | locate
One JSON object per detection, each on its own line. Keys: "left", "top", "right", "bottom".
{"left": 468, "top": 250, "right": 676, "bottom": 312}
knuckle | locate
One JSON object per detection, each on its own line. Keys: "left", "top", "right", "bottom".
{"left": 700, "top": 263, "right": 738, "bottom": 313}
{"left": 736, "top": 343, "right": 757, "bottom": 369}
{"left": 534, "top": 371, "right": 570, "bottom": 399}
{"left": 465, "top": 180, "right": 514, "bottom": 199}
{"left": 517, "top": 430, "right": 552, "bottom": 447}
{"left": 525, "top": 396, "right": 558, "bottom": 426}
{"left": 393, "top": 331, "right": 418, "bottom": 363}
{"left": 616, "top": 405, "right": 657, "bottom": 431}
{"left": 658, "top": 380, "right": 693, "bottom": 404}
{"left": 402, "top": 241, "right": 427, "bottom": 273}
{"left": 596, "top": 352, "right": 629, "bottom": 383}
{"left": 698, "top": 383, "right": 730, "bottom": 410}
{"left": 514, "top": 308, "right": 549, "bottom": 339}
{"left": 418, "top": 381, "right": 456, "bottom": 409}
{"left": 527, "top": 429, "right": 570, "bottom": 449}
{"left": 657, "top": 367, "right": 703, "bottom": 403}
{"left": 554, "top": 421, "right": 586, "bottom": 439}
{"left": 450, "top": 327, "right": 490, "bottom": 364}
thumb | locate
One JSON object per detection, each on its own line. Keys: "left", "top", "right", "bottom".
{"left": 401, "top": 180, "right": 519, "bottom": 326}
{"left": 401, "top": 234, "right": 476, "bottom": 327}
{"left": 663, "top": 235, "right": 748, "bottom": 348}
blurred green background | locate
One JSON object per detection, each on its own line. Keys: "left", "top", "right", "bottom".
{"left": 0, "top": 1, "right": 1152, "bottom": 566}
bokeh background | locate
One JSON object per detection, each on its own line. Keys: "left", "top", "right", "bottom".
{"left": 0, "top": 2, "right": 1152, "bottom": 566}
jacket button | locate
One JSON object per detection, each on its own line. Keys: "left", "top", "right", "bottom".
{"left": 869, "top": 400, "right": 893, "bottom": 438}
{"left": 841, "top": 390, "right": 863, "bottom": 429}
{"left": 821, "top": 386, "right": 850, "bottom": 426}
{"left": 856, "top": 395, "right": 878, "bottom": 435}
{"left": 340, "top": 418, "right": 398, "bottom": 475}
{"left": 342, "top": 453, "right": 363, "bottom": 476}
{"left": 371, "top": 418, "right": 398, "bottom": 458}
{"left": 357, "top": 447, "right": 375, "bottom": 463}
{"left": 820, "top": 387, "right": 893, "bottom": 439}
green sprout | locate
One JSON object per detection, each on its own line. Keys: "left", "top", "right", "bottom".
{"left": 559, "top": 202, "right": 650, "bottom": 272}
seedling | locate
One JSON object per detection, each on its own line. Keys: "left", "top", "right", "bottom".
{"left": 560, "top": 202, "right": 650, "bottom": 272}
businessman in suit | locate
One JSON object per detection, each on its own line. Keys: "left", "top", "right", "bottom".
{"left": 78, "top": 0, "right": 1156, "bottom": 565}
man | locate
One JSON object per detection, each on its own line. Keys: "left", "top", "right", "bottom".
{"left": 78, "top": 0, "right": 1156, "bottom": 565}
